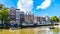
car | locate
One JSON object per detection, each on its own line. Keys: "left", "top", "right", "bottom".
{"left": 0, "top": 24, "right": 4, "bottom": 27}
{"left": 9, "top": 23, "right": 15, "bottom": 28}
{"left": 0, "top": 23, "right": 10, "bottom": 29}
{"left": 9, "top": 23, "right": 18, "bottom": 28}
{"left": 36, "top": 22, "right": 47, "bottom": 26}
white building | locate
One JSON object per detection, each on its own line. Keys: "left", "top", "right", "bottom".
{"left": 16, "top": 9, "right": 20, "bottom": 25}
{"left": 9, "top": 7, "right": 20, "bottom": 25}
{"left": 9, "top": 7, "right": 16, "bottom": 24}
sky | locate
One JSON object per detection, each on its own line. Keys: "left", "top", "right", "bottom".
{"left": 0, "top": 0, "right": 60, "bottom": 17}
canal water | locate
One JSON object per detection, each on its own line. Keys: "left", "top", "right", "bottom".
{"left": 0, "top": 27, "right": 60, "bottom": 34}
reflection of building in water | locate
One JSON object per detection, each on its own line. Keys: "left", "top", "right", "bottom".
{"left": 59, "top": 23, "right": 60, "bottom": 28}
{"left": 34, "top": 28, "right": 50, "bottom": 34}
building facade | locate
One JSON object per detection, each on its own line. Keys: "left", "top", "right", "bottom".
{"left": 9, "top": 7, "right": 16, "bottom": 24}
{"left": 20, "top": 11, "right": 25, "bottom": 23}
{"left": 40, "top": 16, "right": 51, "bottom": 24}
{"left": 25, "top": 12, "right": 34, "bottom": 23}
{"left": 16, "top": 9, "right": 20, "bottom": 25}
{"left": 37, "top": 16, "right": 41, "bottom": 23}
{"left": 9, "top": 7, "right": 51, "bottom": 25}
{"left": 9, "top": 7, "right": 21, "bottom": 25}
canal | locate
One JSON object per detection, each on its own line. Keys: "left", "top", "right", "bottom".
{"left": 0, "top": 27, "right": 60, "bottom": 34}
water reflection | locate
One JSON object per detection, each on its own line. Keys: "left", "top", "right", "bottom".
{"left": 0, "top": 27, "right": 60, "bottom": 34}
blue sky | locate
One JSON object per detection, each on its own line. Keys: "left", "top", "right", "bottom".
{"left": 0, "top": 0, "right": 60, "bottom": 17}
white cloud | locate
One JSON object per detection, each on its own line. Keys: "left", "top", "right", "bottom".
{"left": 37, "top": 0, "right": 52, "bottom": 9}
{"left": 17, "top": 0, "right": 33, "bottom": 13}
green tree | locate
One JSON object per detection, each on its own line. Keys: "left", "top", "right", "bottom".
{"left": 51, "top": 16, "right": 59, "bottom": 22}
{"left": 0, "top": 4, "right": 9, "bottom": 24}
{"left": 58, "top": 19, "right": 60, "bottom": 22}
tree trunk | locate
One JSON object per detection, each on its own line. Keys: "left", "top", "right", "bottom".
{"left": 1, "top": 18, "right": 4, "bottom": 24}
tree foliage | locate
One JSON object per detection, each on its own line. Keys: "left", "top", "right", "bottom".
{"left": 51, "top": 16, "right": 59, "bottom": 22}
{"left": 0, "top": 4, "right": 9, "bottom": 23}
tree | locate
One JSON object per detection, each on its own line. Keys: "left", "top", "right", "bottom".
{"left": 0, "top": 4, "right": 9, "bottom": 24}
{"left": 58, "top": 19, "right": 60, "bottom": 22}
{"left": 51, "top": 16, "right": 59, "bottom": 22}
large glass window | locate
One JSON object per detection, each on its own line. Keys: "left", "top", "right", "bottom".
{"left": 16, "top": 20, "right": 20, "bottom": 24}
{"left": 10, "top": 21, "right": 15, "bottom": 24}
{"left": 16, "top": 12, "right": 20, "bottom": 19}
